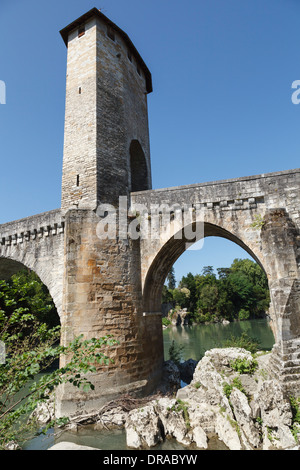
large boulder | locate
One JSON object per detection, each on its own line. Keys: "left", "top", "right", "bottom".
{"left": 253, "top": 380, "right": 295, "bottom": 450}
{"left": 125, "top": 404, "right": 163, "bottom": 449}
{"left": 179, "top": 359, "right": 198, "bottom": 384}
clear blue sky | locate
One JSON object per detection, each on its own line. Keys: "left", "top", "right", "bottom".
{"left": 0, "top": 0, "right": 299, "bottom": 283}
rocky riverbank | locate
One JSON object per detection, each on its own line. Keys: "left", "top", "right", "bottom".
{"left": 36, "top": 348, "right": 300, "bottom": 451}
{"left": 124, "top": 348, "right": 300, "bottom": 450}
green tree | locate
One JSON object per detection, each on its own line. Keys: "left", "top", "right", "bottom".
{"left": 172, "top": 287, "right": 190, "bottom": 309}
{"left": 196, "top": 284, "right": 218, "bottom": 315}
{"left": 0, "top": 272, "right": 117, "bottom": 449}
{"left": 166, "top": 266, "right": 176, "bottom": 290}
{"left": 169, "top": 258, "right": 270, "bottom": 323}
{"left": 202, "top": 266, "right": 215, "bottom": 277}
{"left": 0, "top": 271, "right": 59, "bottom": 329}
{"left": 179, "top": 272, "right": 197, "bottom": 312}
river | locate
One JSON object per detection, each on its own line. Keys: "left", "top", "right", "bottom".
{"left": 23, "top": 318, "right": 274, "bottom": 450}
{"left": 163, "top": 318, "right": 275, "bottom": 362}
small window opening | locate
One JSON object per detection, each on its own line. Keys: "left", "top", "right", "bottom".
{"left": 130, "top": 140, "right": 149, "bottom": 192}
{"left": 78, "top": 26, "right": 85, "bottom": 38}
{"left": 78, "top": 87, "right": 82, "bottom": 94}
{"left": 76, "top": 175, "right": 80, "bottom": 187}
{"left": 107, "top": 27, "right": 115, "bottom": 41}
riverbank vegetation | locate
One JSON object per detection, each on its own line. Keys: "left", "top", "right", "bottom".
{"left": 0, "top": 271, "right": 117, "bottom": 449}
{"left": 162, "top": 259, "right": 270, "bottom": 324}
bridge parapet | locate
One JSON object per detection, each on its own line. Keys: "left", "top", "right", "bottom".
{"left": 0, "top": 209, "right": 65, "bottom": 316}
{"left": 0, "top": 209, "right": 64, "bottom": 245}
{"left": 131, "top": 168, "right": 300, "bottom": 227}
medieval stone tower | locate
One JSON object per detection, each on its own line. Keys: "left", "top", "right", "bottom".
{"left": 60, "top": 8, "right": 152, "bottom": 211}
{"left": 57, "top": 8, "right": 163, "bottom": 416}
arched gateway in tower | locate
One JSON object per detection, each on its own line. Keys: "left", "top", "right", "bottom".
{"left": 0, "top": 8, "right": 300, "bottom": 418}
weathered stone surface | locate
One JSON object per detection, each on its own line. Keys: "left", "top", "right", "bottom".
{"left": 30, "top": 396, "right": 55, "bottom": 424}
{"left": 125, "top": 404, "right": 163, "bottom": 449}
{"left": 179, "top": 358, "right": 198, "bottom": 384}
{"left": 160, "top": 360, "right": 181, "bottom": 392}
{"left": 48, "top": 442, "right": 99, "bottom": 450}
{"left": 94, "top": 406, "right": 127, "bottom": 430}
{"left": 192, "top": 426, "right": 208, "bottom": 450}
{"left": 0, "top": 210, "right": 64, "bottom": 316}
{"left": 230, "top": 388, "right": 260, "bottom": 448}
{"left": 154, "top": 397, "right": 193, "bottom": 447}
{"left": 215, "top": 412, "right": 242, "bottom": 451}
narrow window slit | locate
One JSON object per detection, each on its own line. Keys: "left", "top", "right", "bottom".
{"left": 76, "top": 175, "right": 80, "bottom": 187}
{"left": 107, "top": 27, "right": 115, "bottom": 41}
{"left": 78, "top": 26, "right": 85, "bottom": 38}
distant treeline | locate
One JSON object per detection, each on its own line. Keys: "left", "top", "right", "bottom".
{"left": 162, "top": 259, "right": 270, "bottom": 323}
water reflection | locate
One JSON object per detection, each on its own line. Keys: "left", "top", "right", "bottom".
{"left": 163, "top": 319, "right": 275, "bottom": 362}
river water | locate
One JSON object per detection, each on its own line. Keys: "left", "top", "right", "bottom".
{"left": 163, "top": 318, "right": 275, "bottom": 361}
{"left": 23, "top": 319, "right": 274, "bottom": 450}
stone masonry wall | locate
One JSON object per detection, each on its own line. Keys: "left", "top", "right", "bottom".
{"left": 56, "top": 209, "right": 163, "bottom": 417}
{"left": 61, "top": 13, "right": 152, "bottom": 212}
{"left": 0, "top": 209, "right": 65, "bottom": 316}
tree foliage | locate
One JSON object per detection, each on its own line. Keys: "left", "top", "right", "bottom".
{"left": 162, "top": 259, "right": 270, "bottom": 323}
{"left": 0, "top": 270, "right": 117, "bottom": 449}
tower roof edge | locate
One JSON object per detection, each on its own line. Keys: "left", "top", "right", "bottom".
{"left": 59, "top": 7, "right": 153, "bottom": 93}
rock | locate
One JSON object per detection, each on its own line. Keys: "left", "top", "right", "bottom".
{"left": 190, "top": 354, "right": 233, "bottom": 415}
{"left": 94, "top": 406, "right": 126, "bottom": 430}
{"left": 179, "top": 359, "right": 198, "bottom": 384}
{"left": 230, "top": 387, "right": 260, "bottom": 448}
{"left": 30, "top": 398, "right": 55, "bottom": 424}
{"left": 192, "top": 426, "right": 208, "bottom": 449}
{"left": 169, "top": 308, "right": 191, "bottom": 326}
{"left": 125, "top": 404, "right": 163, "bottom": 449}
{"left": 215, "top": 411, "right": 242, "bottom": 450}
{"left": 4, "top": 441, "right": 21, "bottom": 451}
{"left": 175, "top": 348, "right": 296, "bottom": 450}
{"left": 48, "top": 442, "right": 99, "bottom": 450}
{"left": 252, "top": 379, "right": 295, "bottom": 449}
{"left": 68, "top": 347, "right": 299, "bottom": 452}
{"left": 188, "top": 402, "right": 217, "bottom": 434}
{"left": 155, "top": 397, "right": 193, "bottom": 447}
{"left": 254, "top": 380, "right": 292, "bottom": 428}
{"left": 160, "top": 360, "right": 181, "bottom": 392}
{"left": 204, "top": 347, "right": 253, "bottom": 370}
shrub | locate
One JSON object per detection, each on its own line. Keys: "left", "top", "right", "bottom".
{"left": 223, "top": 332, "right": 260, "bottom": 354}
{"left": 162, "top": 317, "right": 171, "bottom": 327}
{"left": 238, "top": 309, "right": 250, "bottom": 321}
{"left": 168, "top": 340, "right": 184, "bottom": 366}
{"left": 230, "top": 357, "right": 258, "bottom": 375}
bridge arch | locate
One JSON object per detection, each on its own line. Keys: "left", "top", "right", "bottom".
{"left": 142, "top": 219, "right": 270, "bottom": 323}
{"left": 0, "top": 256, "right": 60, "bottom": 330}
{"left": 0, "top": 254, "right": 62, "bottom": 320}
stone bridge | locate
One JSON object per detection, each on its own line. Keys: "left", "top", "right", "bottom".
{"left": 0, "top": 210, "right": 65, "bottom": 315}
{"left": 0, "top": 8, "right": 300, "bottom": 417}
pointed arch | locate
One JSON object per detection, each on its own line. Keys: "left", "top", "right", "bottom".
{"left": 142, "top": 221, "right": 268, "bottom": 314}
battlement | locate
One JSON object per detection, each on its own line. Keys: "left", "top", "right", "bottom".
{"left": 0, "top": 209, "right": 64, "bottom": 247}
